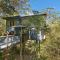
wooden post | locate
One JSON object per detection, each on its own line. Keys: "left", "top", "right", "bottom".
{"left": 20, "top": 27, "right": 22, "bottom": 60}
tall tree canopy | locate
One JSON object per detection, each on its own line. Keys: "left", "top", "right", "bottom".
{"left": 0, "top": 0, "right": 19, "bottom": 15}
{"left": 0, "top": 0, "right": 30, "bottom": 16}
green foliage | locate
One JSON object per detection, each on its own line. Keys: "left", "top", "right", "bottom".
{"left": 0, "top": 18, "right": 6, "bottom": 36}
{"left": 25, "top": 40, "right": 36, "bottom": 54}
{"left": 0, "top": 0, "right": 18, "bottom": 15}
{"left": 0, "top": 0, "right": 30, "bottom": 16}
{"left": 0, "top": 51, "right": 3, "bottom": 60}
{"left": 22, "top": 15, "right": 46, "bottom": 32}
{"left": 40, "top": 21, "right": 60, "bottom": 60}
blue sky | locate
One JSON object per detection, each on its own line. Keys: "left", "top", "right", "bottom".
{"left": 29, "top": 0, "right": 60, "bottom": 11}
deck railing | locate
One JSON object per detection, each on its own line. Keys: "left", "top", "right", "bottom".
{"left": 0, "top": 35, "right": 20, "bottom": 49}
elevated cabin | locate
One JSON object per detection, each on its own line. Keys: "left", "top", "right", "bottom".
{"left": 2, "top": 14, "right": 47, "bottom": 40}
{"left": 0, "top": 14, "right": 47, "bottom": 50}
{"left": 2, "top": 14, "right": 46, "bottom": 39}
{"left": 2, "top": 14, "right": 47, "bottom": 32}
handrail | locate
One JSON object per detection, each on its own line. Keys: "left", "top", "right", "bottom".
{"left": 0, "top": 35, "right": 14, "bottom": 37}
{"left": 0, "top": 35, "right": 20, "bottom": 49}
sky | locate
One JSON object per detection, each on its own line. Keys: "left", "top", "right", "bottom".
{"left": 29, "top": 0, "right": 60, "bottom": 11}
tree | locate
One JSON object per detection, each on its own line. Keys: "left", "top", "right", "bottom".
{"left": 22, "top": 15, "right": 46, "bottom": 32}
{"left": 0, "top": 0, "right": 30, "bottom": 16}
{"left": 40, "top": 21, "right": 60, "bottom": 60}
{"left": 0, "top": 0, "right": 19, "bottom": 16}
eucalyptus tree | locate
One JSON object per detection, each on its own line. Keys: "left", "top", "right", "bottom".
{"left": 0, "top": 0, "right": 31, "bottom": 16}
{"left": 0, "top": 0, "right": 18, "bottom": 16}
